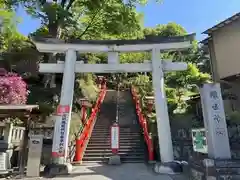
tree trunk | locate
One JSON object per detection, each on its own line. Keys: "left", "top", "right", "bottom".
{"left": 43, "top": 25, "right": 62, "bottom": 88}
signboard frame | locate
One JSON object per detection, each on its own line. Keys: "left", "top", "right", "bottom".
{"left": 110, "top": 124, "right": 120, "bottom": 154}
{"left": 191, "top": 128, "right": 208, "bottom": 154}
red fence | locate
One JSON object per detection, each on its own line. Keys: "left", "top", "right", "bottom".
{"left": 131, "top": 87, "right": 154, "bottom": 161}
{"left": 74, "top": 86, "right": 107, "bottom": 163}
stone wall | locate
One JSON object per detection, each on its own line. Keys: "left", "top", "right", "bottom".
{"left": 169, "top": 125, "right": 240, "bottom": 161}
{"left": 30, "top": 123, "right": 240, "bottom": 164}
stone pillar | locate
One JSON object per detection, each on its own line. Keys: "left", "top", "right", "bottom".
{"left": 200, "top": 83, "right": 231, "bottom": 159}
{"left": 4, "top": 123, "right": 13, "bottom": 146}
{"left": 189, "top": 83, "right": 234, "bottom": 180}
{"left": 108, "top": 52, "right": 119, "bottom": 64}
{"left": 151, "top": 48, "right": 174, "bottom": 162}
{"left": 26, "top": 135, "right": 43, "bottom": 177}
{"left": 45, "top": 49, "right": 76, "bottom": 175}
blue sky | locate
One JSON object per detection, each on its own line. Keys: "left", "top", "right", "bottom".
{"left": 16, "top": 0, "right": 240, "bottom": 41}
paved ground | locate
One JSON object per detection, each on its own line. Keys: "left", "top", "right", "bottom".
{"left": 3, "top": 163, "right": 187, "bottom": 180}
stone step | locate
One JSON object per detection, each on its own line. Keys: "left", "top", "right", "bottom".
{"left": 93, "top": 126, "right": 111, "bottom": 129}
{"left": 91, "top": 133, "right": 141, "bottom": 137}
{"left": 85, "top": 148, "right": 144, "bottom": 153}
{"left": 86, "top": 143, "right": 144, "bottom": 148}
{"left": 90, "top": 134, "right": 142, "bottom": 138}
{"left": 83, "top": 152, "right": 144, "bottom": 157}
{"left": 91, "top": 131, "right": 141, "bottom": 135}
{"left": 90, "top": 137, "right": 142, "bottom": 141}
{"left": 83, "top": 90, "right": 145, "bottom": 164}
{"left": 82, "top": 160, "right": 145, "bottom": 163}
{"left": 82, "top": 155, "right": 145, "bottom": 162}
{"left": 86, "top": 145, "right": 144, "bottom": 150}
{"left": 90, "top": 136, "right": 142, "bottom": 140}
{"left": 87, "top": 141, "right": 143, "bottom": 146}
{"left": 88, "top": 141, "right": 142, "bottom": 145}
{"left": 89, "top": 139, "right": 142, "bottom": 144}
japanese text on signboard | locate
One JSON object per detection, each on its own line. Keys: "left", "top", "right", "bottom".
{"left": 209, "top": 89, "right": 226, "bottom": 137}
{"left": 59, "top": 113, "right": 67, "bottom": 155}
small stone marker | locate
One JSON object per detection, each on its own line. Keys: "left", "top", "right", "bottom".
{"left": 108, "top": 155, "right": 121, "bottom": 165}
{"left": 27, "top": 135, "right": 43, "bottom": 177}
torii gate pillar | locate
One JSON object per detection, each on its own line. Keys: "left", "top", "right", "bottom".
{"left": 151, "top": 48, "right": 174, "bottom": 162}
{"left": 44, "top": 50, "right": 76, "bottom": 175}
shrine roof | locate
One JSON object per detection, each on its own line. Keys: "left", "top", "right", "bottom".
{"left": 0, "top": 105, "right": 39, "bottom": 110}
{"left": 203, "top": 12, "right": 240, "bottom": 34}
{"left": 31, "top": 33, "right": 195, "bottom": 45}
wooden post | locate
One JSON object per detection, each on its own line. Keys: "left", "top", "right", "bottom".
{"left": 4, "top": 123, "right": 13, "bottom": 146}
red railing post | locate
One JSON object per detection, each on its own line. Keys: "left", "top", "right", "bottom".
{"left": 148, "top": 134, "right": 154, "bottom": 161}
{"left": 75, "top": 138, "right": 81, "bottom": 162}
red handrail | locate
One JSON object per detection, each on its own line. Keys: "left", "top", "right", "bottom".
{"left": 74, "top": 86, "right": 107, "bottom": 163}
{"left": 131, "top": 86, "right": 154, "bottom": 161}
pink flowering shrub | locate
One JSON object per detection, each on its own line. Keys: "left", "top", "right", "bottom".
{"left": 0, "top": 72, "right": 28, "bottom": 104}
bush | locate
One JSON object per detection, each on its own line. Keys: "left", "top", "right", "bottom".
{"left": 227, "top": 111, "right": 240, "bottom": 125}
{"left": 0, "top": 72, "right": 28, "bottom": 104}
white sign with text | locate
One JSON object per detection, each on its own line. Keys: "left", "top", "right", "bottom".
{"left": 111, "top": 125, "right": 119, "bottom": 150}
{"left": 52, "top": 105, "right": 70, "bottom": 157}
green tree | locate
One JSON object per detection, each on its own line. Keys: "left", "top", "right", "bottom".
{"left": 143, "top": 22, "right": 187, "bottom": 37}
{"left": 7, "top": 0, "right": 159, "bottom": 87}
{"left": 165, "top": 63, "right": 211, "bottom": 113}
{"left": 0, "top": 3, "right": 38, "bottom": 73}
{"left": 0, "top": 3, "right": 18, "bottom": 52}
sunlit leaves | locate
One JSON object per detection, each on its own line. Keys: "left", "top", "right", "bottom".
{"left": 143, "top": 22, "right": 187, "bottom": 37}
{"left": 76, "top": 73, "right": 99, "bottom": 102}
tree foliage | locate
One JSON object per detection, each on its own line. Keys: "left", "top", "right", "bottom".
{"left": 124, "top": 23, "right": 212, "bottom": 116}
{"left": 1, "top": 0, "right": 212, "bottom": 131}
{"left": 75, "top": 73, "right": 99, "bottom": 102}
{"left": 0, "top": 3, "right": 19, "bottom": 51}
{"left": 7, "top": 0, "right": 158, "bottom": 38}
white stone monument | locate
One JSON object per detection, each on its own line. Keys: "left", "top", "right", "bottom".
{"left": 200, "top": 83, "right": 231, "bottom": 159}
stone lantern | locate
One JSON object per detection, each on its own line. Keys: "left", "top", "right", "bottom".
{"left": 78, "top": 98, "right": 92, "bottom": 124}
{"left": 97, "top": 76, "right": 103, "bottom": 88}
{"left": 145, "top": 96, "right": 155, "bottom": 113}
{"left": 97, "top": 76, "right": 106, "bottom": 89}
{"left": 145, "top": 96, "right": 156, "bottom": 139}
{"left": 52, "top": 94, "right": 59, "bottom": 103}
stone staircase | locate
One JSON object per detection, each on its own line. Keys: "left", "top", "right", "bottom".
{"left": 82, "top": 90, "right": 145, "bottom": 163}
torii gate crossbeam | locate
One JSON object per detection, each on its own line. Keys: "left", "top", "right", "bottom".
{"left": 39, "top": 61, "right": 187, "bottom": 73}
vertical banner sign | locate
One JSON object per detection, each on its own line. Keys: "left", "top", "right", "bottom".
{"left": 200, "top": 83, "right": 231, "bottom": 159}
{"left": 111, "top": 124, "right": 119, "bottom": 154}
{"left": 52, "top": 105, "right": 70, "bottom": 157}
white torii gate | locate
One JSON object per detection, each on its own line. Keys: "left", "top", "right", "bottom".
{"left": 34, "top": 35, "right": 194, "bottom": 173}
